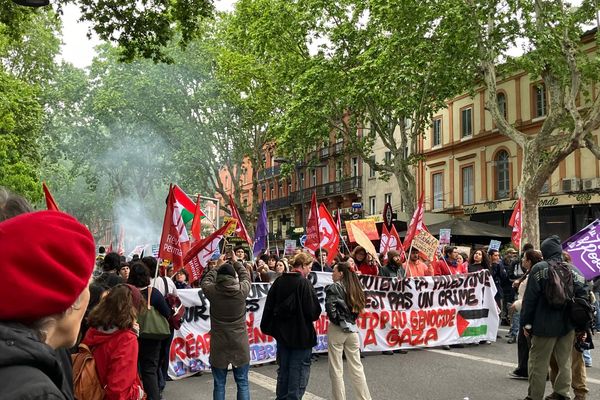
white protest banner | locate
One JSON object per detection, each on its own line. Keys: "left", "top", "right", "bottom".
{"left": 489, "top": 240, "right": 501, "bottom": 251}
{"left": 284, "top": 239, "right": 297, "bottom": 255}
{"left": 169, "top": 271, "right": 498, "bottom": 379}
{"left": 412, "top": 230, "right": 440, "bottom": 261}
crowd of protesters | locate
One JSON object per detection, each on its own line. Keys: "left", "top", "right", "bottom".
{"left": 0, "top": 185, "right": 597, "bottom": 400}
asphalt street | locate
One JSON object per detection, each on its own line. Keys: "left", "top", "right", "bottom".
{"left": 163, "top": 327, "right": 600, "bottom": 400}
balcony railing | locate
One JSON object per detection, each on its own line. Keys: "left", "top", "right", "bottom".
{"left": 257, "top": 165, "right": 281, "bottom": 181}
{"left": 332, "top": 141, "right": 344, "bottom": 155}
{"left": 266, "top": 196, "right": 293, "bottom": 211}
{"left": 290, "top": 176, "right": 362, "bottom": 204}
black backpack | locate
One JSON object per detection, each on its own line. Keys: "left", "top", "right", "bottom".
{"left": 569, "top": 296, "right": 594, "bottom": 330}
{"left": 544, "top": 260, "right": 574, "bottom": 309}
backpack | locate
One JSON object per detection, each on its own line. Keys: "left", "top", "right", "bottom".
{"left": 71, "top": 343, "right": 105, "bottom": 400}
{"left": 544, "top": 260, "right": 574, "bottom": 309}
{"left": 569, "top": 296, "right": 594, "bottom": 330}
{"left": 161, "top": 276, "right": 185, "bottom": 330}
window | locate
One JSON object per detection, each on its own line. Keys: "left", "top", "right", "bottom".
{"left": 534, "top": 84, "right": 547, "bottom": 117}
{"left": 287, "top": 181, "right": 292, "bottom": 194}
{"left": 462, "top": 166, "right": 474, "bottom": 205}
{"left": 299, "top": 172, "right": 304, "bottom": 190}
{"left": 336, "top": 161, "right": 343, "bottom": 180}
{"left": 497, "top": 92, "right": 507, "bottom": 119}
{"left": 384, "top": 193, "right": 392, "bottom": 205}
{"left": 320, "top": 165, "right": 328, "bottom": 184}
{"left": 369, "top": 196, "right": 377, "bottom": 215}
{"left": 433, "top": 173, "right": 444, "bottom": 209}
{"left": 461, "top": 107, "right": 473, "bottom": 137}
{"left": 270, "top": 184, "right": 274, "bottom": 200}
{"left": 432, "top": 118, "right": 442, "bottom": 146}
{"left": 384, "top": 151, "right": 392, "bottom": 164}
{"left": 311, "top": 168, "right": 317, "bottom": 187}
{"left": 368, "top": 156, "right": 376, "bottom": 178}
{"left": 278, "top": 182, "right": 283, "bottom": 197}
{"left": 351, "top": 157, "right": 359, "bottom": 177}
{"left": 496, "top": 150, "right": 510, "bottom": 199}
{"left": 261, "top": 185, "right": 266, "bottom": 200}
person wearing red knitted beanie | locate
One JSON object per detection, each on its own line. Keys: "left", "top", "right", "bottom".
{"left": 0, "top": 210, "right": 96, "bottom": 400}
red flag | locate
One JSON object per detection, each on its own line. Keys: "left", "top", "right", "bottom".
{"left": 379, "top": 224, "right": 391, "bottom": 261}
{"left": 304, "top": 192, "right": 320, "bottom": 252}
{"left": 191, "top": 195, "right": 202, "bottom": 242}
{"left": 117, "top": 226, "right": 125, "bottom": 256}
{"left": 389, "top": 225, "right": 402, "bottom": 251}
{"left": 509, "top": 199, "right": 522, "bottom": 250}
{"left": 42, "top": 182, "right": 59, "bottom": 211}
{"left": 159, "top": 185, "right": 191, "bottom": 267}
{"left": 318, "top": 203, "right": 340, "bottom": 264}
{"left": 403, "top": 191, "right": 425, "bottom": 250}
{"left": 229, "top": 195, "right": 253, "bottom": 246}
{"left": 183, "top": 220, "right": 235, "bottom": 283}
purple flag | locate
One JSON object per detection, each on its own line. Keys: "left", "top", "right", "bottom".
{"left": 253, "top": 201, "right": 268, "bottom": 257}
{"left": 562, "top": 219, "right": 600, "bottom": 280}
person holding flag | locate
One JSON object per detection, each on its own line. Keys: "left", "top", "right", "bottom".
{"left": 403, "top": 248, "right": 434, "bottom": 277}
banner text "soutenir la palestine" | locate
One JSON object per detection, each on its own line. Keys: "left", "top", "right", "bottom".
{"left": 169, "top": 270, "right": 499, "bottom": 379}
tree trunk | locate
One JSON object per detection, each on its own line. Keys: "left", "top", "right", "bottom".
{"left": 394, "top": 165, "right": 416, "bottom": 219}
{"left": 520, "top": 185, "right": 541, "bottom": 248}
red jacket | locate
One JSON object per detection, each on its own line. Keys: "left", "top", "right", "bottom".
{"left": 357, "top": 261, "right": 379, "bottom": 276}
{"left": 82, "top": 327, "right": 143, "bottom": 400}
{"left": 433, "top": 258, "right": 467, "bottom": 276}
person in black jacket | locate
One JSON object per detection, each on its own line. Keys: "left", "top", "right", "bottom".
{"left": 261, "top": 252, "right": 322, "bottom": 400}
{"left": 521, "top": 235, "right": 587, "bottom": 400}
{"left": 129, "top": 261, "right": 172, "bottom": 400}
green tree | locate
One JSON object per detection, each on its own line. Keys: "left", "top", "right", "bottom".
{"left": 467, "top": 0, "right": 600, "bottom": 245}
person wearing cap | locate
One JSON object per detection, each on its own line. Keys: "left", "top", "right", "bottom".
{"left": 0, "top": 210, "right": 96, "bottom": 400}
{"left": 201, "top": 252, "right": 251, "bottom": 400}
{"left": 82, "top": 284, "right": 145, "bottom": 400}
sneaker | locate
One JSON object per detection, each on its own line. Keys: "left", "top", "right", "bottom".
{"left": 585, "top": 363, "right": 592, "bottom": 368}
{"left": 393, "top": 349, "right": 408, "bottom": 354}
{"left": 544, "top": 393, "right": 568, "bottom": 400}
{"left": 382, "top": 350, "right": 394, "bottom": 355}
{"left": 507, "top": 336, "right": 517, "bottom": 344}
{"left": 442, "top": 345, "right": 451, "bottom": 350}
{"left": 508, "top": 371, "right": 528, "bottom": 380}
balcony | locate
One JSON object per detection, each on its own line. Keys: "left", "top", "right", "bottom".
{"left": 257, "top": 165, "right": 281, "bottom": 181}
{"left": 290, "top": 176, "right": 362, "bottom": 204}
{"left": 266, "top": 196, "right": 293, "bottom": 211}
{"left": 332, "top": 141, "right": 344, "bottom": 155}
{"left": 320, "top": 146, "right": 330, "bottom": 159}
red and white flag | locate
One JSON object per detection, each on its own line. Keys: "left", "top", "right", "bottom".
{"left": 190, "top": 195, "right": 202, "bottom": 242}
{"left": 403, "top": 191, "right": 425, "bottom": 250}
{"left": 159, "top": 185, "right": 191, "bottom": 268}
{"left": 318, "top": 203, "right": 340, "bottom": 264}
{"left": 509, "top": 199, "right": 522, "bottom": 250}
{"left": 304, "top": 192, "right": 321, "bottom": 252}
{"left": 389, "top": 225, "right": 402, "bottom": 251}
{"left": 229, "top": 195, "right": 253, "bottom": 246}
{"left": 379, "top": 224, "right": 391, "bottom": 260}
{"left": 42, "top": 182, "right": 60, "bottom": 211}
{"left": 183, "top": 220, "right": 235, "bottom": 283}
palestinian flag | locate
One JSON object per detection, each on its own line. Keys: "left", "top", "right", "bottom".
{"left": 456, "top": 309, "right": 490, "bottom": 337}
{"left": 173, "top": 185, "right": 206, "bottom": 224}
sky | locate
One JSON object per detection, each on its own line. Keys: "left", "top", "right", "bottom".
{"left": 59, "top": 1, "right": 237, "bottom": 68}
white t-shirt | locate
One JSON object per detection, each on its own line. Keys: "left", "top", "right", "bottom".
{"left": 151, "top": 276, "right": 178, "bottom": 296}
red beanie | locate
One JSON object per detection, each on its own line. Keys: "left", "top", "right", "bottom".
{"left": 0, "top": 211, "right": 96, "bottom": 321}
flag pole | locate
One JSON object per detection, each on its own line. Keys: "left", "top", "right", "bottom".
{"left": 337, "top": 208, "right": 352, "bottom": 255}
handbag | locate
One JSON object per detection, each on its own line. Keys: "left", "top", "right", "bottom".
{"left": 161, "top": 276, "right": 184, "bottom": 330}
{"left": 138, "top": 286, "right": 171, "bottom": 340}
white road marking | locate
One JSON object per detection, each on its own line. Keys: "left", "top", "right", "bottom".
{"left": 248, "top": 370, "right": 328, "bottom": 400}
{"left": 426, "top": 349, "right": 600, "bottom": 385}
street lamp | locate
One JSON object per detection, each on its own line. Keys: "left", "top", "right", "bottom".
{"left": 12, "top": 0, "right": 50, "bottom": 6}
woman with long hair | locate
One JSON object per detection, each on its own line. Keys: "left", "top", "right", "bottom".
{"left": 467, "top": 249, "right": 490, "bottom": 273}
{"left": 326, "top": 262, "right": 371, "bottom": 400}
{"left": 82, "top": 284, "right": 145, "bottom": 399}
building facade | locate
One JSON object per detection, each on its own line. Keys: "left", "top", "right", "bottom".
{"left": 421, "top": 34, "right": 600, "bottom": 240}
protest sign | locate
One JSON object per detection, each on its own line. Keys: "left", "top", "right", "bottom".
{"left": 345, "top": 218, "right": 380, "bottom": 242}
{"left": 562, "top": 219, "right": 600, "bottom": 280}
{"left": 456, "top": 246, "right": 472, "bottom": 257}
{"left": 439, "top": 229, "right": 451, "bottom": 245}
{"left": 412, "top": 230, "right": 439, "bottom": 261}
{"left": 489, "top": 240, "right": 501, "bottom": 252}
{"left": 284, "top": 240, "right": 297, "bottom": 255}
{"left": 169, "top": 271, "right": 498, "bottom": 379}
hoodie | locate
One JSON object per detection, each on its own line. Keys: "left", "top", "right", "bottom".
{"left": 0, "top": 322, "right": 70, "bottom": 400}
{"left": 521, "top": 235, "right": 587, "bottom": 337}
{"left": 82, "top": 327, "right": 143, "bottom": 400}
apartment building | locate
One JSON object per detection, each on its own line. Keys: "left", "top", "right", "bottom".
{"left": 420, "top": 31, "right": 600, "bottom": 240}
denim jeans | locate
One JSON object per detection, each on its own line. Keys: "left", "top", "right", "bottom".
{"left": 509, "top": 309, "right": 520, "bottom": 337}
{"left": 583, "top": 349, "right": 592, "bottom": 366}
{"left": 276, "top": 344, "right": 313, "bottom": 400}
{"left": 212, "top": 364, "right": 250, "bottom": 400}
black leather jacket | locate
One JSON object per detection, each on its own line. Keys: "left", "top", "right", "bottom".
{"left": 325, "top": 282, "right": 359, "bottom": 332}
